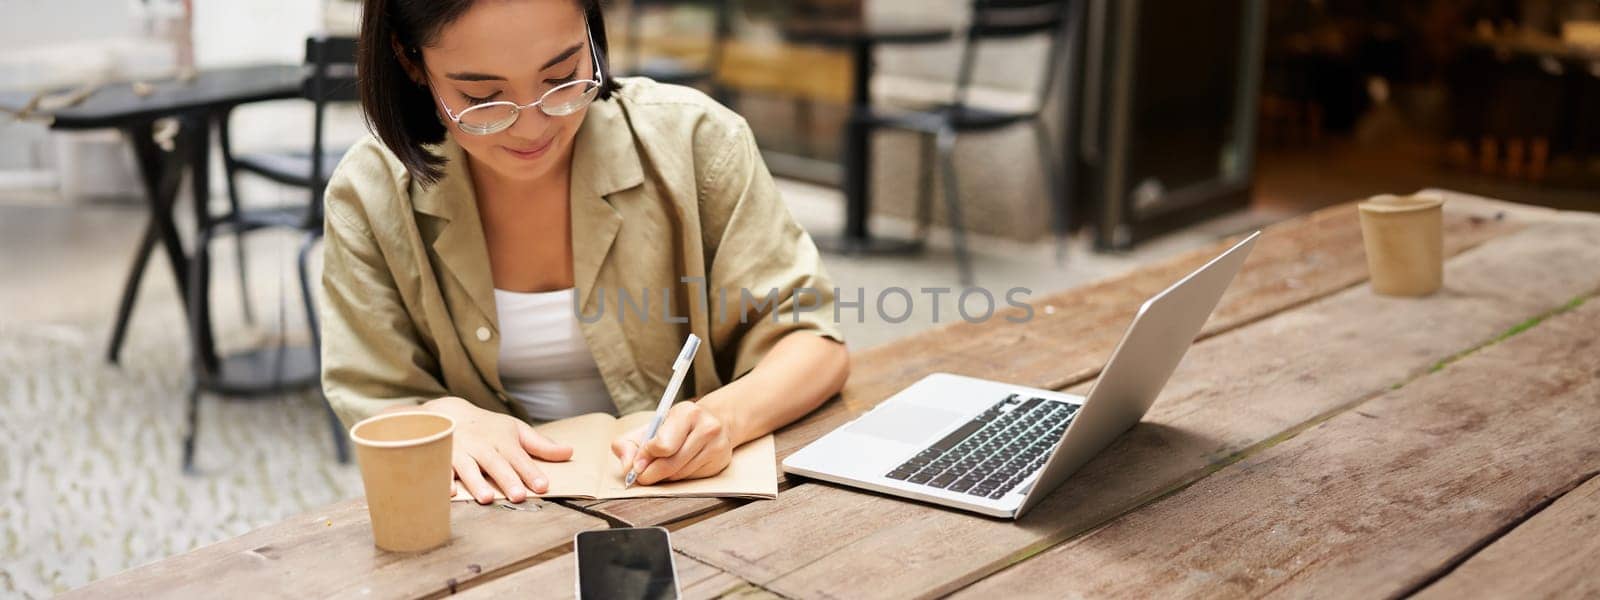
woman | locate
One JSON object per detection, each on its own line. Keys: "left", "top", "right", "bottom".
{"left": 323, "top": 0, "right": 849, "bottom": 504}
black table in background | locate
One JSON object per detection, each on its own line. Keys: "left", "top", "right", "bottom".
{"left": 784, "top": 19, "right": 955, "bottom": 255}
{"left": 0, "top": 64, "right": 318, "bottom": 396}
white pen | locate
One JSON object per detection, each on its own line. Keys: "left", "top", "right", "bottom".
{"left": 624, "top": 333, "right": 701, "bottom": 488}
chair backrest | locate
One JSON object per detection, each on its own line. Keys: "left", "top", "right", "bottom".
{"left": 303, "top": 36, "right": 359, "bottom": 103}
{"left": 952, "top": 0, "right": 1074, "bottom": 110}
{"left": 302, "top": 35, "right": 358, "bottom": 225}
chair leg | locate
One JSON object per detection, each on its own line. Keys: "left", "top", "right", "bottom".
{"left": 297, "top": 232, "right": 321, "bottom": 349}
{"left": 298, "top": 230, "right": 347, "bottom": 463}
{"left": 1030, "top": 120, "right": 1071, "bottom": 264}
{"left": 935, "top": 127, "right": 974, "bottom": 287}
{"left": 222, "top": 168, "right": 254, "bottom": 326}
{"left": 915, "top": 133, "right": 936, "bottom": 240}
{"left": 182, "top": 380, "right": 202, "bottom": 474}
{"left": 233, "top": 236, "right": 253, "bottom": 325}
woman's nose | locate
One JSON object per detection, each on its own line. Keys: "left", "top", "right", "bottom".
{"left": 507, "top": 105, "right": 553, "bottom": 139}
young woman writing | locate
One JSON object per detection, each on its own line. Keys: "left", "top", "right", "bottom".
{"left": 323, "top": 0, "right": 848, "bottom": 504}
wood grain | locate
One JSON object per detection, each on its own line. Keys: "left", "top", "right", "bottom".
{"left": 953, "top": 297, "right": 1600, "bottom": 598}
{"left": 670, "top": 219, "right": 1600, "bottom": 599}
{"left": 458, "top": 550, "right": 761, "bottom": 600}
{"left": 578, "top": 201, "right": 1521, "bottom": 526}
{"left": 62, "top": 499, "right": 605, "bottom": 599}
{"left": 1410, "top": 474, "right": 1600, "bottom": 600}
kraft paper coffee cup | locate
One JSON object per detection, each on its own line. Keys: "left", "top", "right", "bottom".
{"left": 1358, "top": 194, "right": 1444, "bottom": 297}
{"left": 350, "top": 412, "right": 456, "bottom": 552}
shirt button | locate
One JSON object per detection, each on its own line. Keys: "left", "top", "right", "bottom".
{"left": 476, "top": 326, "right": 491, "bottom": 342}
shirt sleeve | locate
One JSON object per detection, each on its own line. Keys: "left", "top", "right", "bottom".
{"left": 319, "top": 152, "right": 451, "bottom": 427}
{"left": 697, "top": 118, "right": 846, "bottom": 382}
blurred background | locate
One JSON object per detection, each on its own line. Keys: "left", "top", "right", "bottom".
{"left": 2, "top": 0, "right": 1597, "bottom": 596}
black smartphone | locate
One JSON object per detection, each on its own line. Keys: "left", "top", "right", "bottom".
{"left": 574, "top": 527, "right": 680, "bottom": 600}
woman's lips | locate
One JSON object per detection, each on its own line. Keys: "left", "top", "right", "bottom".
{"left": 501, "top": 138, "right": 554, "bottom": 160}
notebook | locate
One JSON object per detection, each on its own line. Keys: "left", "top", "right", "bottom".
{"left": 450, "top": 411, "right": 778, "bottom": 501}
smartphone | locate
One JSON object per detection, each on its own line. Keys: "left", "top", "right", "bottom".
{"left": 574, "top": 527, "right": 680, "bottom": 600}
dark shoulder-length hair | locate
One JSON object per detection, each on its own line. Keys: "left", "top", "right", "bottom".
{"left": 358, "top": 0, "right": 620, "bottom": 186}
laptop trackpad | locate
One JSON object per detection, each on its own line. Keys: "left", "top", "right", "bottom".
{"left": 846, "top": 402, "right": 968, "bottom": 445}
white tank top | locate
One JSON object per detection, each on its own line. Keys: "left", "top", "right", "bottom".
{"left": 493, "top": 288, "right": 616, "bottom": 421}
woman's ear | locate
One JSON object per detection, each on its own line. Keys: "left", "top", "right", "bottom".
{"left": 390, "top": 33, "right": 427, "bottom": 86}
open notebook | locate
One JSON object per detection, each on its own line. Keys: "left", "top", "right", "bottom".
{"left": 450, "top": 411, "right": 777, "bottom": 501}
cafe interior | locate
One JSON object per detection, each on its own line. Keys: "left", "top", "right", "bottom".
{"left": 2, "top": 0, "right": 1598, "bottom": 596}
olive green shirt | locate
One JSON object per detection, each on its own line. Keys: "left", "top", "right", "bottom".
{"left": 320, "top": 78, "right": 843, "bottom": 427}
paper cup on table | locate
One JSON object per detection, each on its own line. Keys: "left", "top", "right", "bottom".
{"left": 350, "top": 412, "right": 456, "bottom": 552}
{"left": 1358, "top": 194, "right": 1444, "bottom": 297}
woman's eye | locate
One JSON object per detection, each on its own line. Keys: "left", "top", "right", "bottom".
{"left": 546, "top": 66, "right": 580, "bottom": 85}
{"left": 462, "top": 92, "right": 498, "bottom": 105}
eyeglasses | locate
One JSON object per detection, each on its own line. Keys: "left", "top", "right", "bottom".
{"left": 433, "top": 25, "right": 605, "bottom": 136}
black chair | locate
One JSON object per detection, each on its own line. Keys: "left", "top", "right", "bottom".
{"left": 620, "top": 0, "right": 731, "bottom": 96}
{"left": 185, "top": 35, "right": 356, "bottom": 471}
{"left": 865, "top": 0, "right": 1075, "bottom": 285}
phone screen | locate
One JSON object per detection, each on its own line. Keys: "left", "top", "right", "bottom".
{"left": 574, "top": 527, "right": 679, "bottom": 600}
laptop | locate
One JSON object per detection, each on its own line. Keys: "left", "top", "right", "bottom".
{"left": 783, "top": 232, "right": 1260, "bottom": 519}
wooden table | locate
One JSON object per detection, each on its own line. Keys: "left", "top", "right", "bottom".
{"left": 67, "top": 191, "right": 1600, "bottom": 598}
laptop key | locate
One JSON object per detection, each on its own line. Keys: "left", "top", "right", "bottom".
{"left": 886, "top": 468, "right": 915, "bottom": 480}
{"left": 908, "top": 471, "right": 935, "bottom": 484}
{"left": 948, "top": 478, "right": 980, "bottom": 493}
{"left": 929, "top": 472, "right": 960, "bottom": 488}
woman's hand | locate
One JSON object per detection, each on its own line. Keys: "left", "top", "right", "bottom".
{"left": 610, "top": 401, "right": 734, "bottom": 486}
{"left": 404, "top": 397, "right": 573, "bottom": 504}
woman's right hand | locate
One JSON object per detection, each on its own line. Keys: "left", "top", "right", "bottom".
{"left": 401, "top": 397, "right": 573, "bottom": 504}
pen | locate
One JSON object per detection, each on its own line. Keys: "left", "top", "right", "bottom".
{"left": 625, "top": 333, "right": 701, "bottom": 488}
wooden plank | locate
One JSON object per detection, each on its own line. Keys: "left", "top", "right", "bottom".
{"left": 458, "top": 550, "right": 763, "bottom": 600}
{"left": 559, "top": 496, "right": 742, "bottom": 531}
{"left": 953, "top": 296, "right": 1600, "bottom": 598}
{"left": 63, "top": 499, "right": 606, "bottom": 599}
{"left": 577, "top": 200, "right": 1522, "bottom": 526}
{"left": 670, "top": 219, "right": 1600, "bottom": 599}
{"left": 1411, "top": 473, "right": 1600, "bottom": 599}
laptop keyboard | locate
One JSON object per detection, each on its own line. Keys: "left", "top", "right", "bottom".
{"left": 885, "top": 395, "right": 1078, "bottom": 500}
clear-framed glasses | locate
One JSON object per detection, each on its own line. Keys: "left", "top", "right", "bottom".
{"left": 434, "top": 24, "right": 605, "bottom": 135}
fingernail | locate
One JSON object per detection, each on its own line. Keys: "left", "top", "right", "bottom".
{"left": 533, "top": 478, "right": 547, "bottom": 492}
{"left": 511, "top": 485, "right": 526, "bottom": 498}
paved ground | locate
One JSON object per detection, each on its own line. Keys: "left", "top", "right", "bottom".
{"left": 1, "top": 194, "right": 364, "bottom": 597}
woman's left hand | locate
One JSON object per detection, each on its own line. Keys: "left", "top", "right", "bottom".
{"left": 611, "top": 401, "right": 734, "bottom": 485}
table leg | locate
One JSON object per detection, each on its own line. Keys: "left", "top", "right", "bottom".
{"left": 843, "top": 39, "right": 873, "bottom": 242}
{"left": 813, "top": 40, "right": 923, "bottom": 256}
{"left": 185, "top": 112, "right": 220, "bottom": 373}
{"left": 109, "top": 121, "right": 193, "bottom": 364}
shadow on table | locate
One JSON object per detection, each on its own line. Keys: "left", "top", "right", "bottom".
{"left": 1010, "top": 421, "right": 1227, "bottom": 529}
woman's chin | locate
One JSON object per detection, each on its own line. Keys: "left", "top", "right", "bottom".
{"left": 480, "top": 151, "right": 556, "bottom": 183}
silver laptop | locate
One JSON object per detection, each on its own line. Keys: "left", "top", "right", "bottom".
{"left": 783, "top": 232, "right": 1260, "bottom": 519}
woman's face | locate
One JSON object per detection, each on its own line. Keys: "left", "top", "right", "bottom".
{"left": 419, "top": 0, "right": 593, "bottom": 184}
